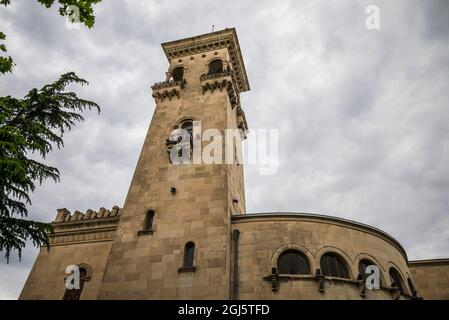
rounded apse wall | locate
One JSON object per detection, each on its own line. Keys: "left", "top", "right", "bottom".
{"left": 231, "top": 213, "right": 415, "bottom": 300}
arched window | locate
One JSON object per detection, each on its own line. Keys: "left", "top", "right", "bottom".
{"left": 389, "top": 267, "right": 405, "bottom": 293}
{"left": 171, "top": 67, "right": 184, "bottom": 81}
{"left": 178, "top": 120, "right": 193, "bottom": 161}
{"left": 320, "top": 252, "right": 350, "bottom": 279}
{"left": 63, "top": 265, "right": 91, "bottom": 300}
{"left": 183, "top": 242, "right": 195, "bottom": 267}
{"left": 208, "top": 59, "right": 223, "bottom": 75}
{"left": 180, "top": 120, "right": 193, "bottom": 140}
{"left": 277, "top": 250, "right": 310, "bottom": 275}
{"left": 358, "top": 259, "right": 382, "bottom": 284}
{"left": 167, "top": 119, "right": 195, "bottom": 164}
{"left": 144, "top": 210, "right": 154, "bottom": 231}
{"left": 138, "top": 210, "right": 155, "bottom": 236}
{"left": 407, "top": 277, "right": 417, "bottom": 297}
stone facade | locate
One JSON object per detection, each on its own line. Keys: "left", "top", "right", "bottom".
{"left": 19, "top": 207, "right": 121, "bottom": 299}
{"left": 232, "top": 213, "right": 413, "bottom": 300}
{"left": 408, "top": 259, "right": 449, "bottom": 300}
{"left": 19, "top": 28, "right": 449, "bottom": 300}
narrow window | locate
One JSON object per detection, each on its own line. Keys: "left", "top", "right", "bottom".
{"left": 179, "top": 120, "right": 193, "bottom": 162}
{"left": 208, "top": 59, "right": 223, "bottom": 74}
{"left": 183, "top": 242, "right": 195, "bottom": 267}
{"left": 277, "top": 250, "right": 310, "bottom": 275}
{"left": 168, "top": 119, "right": 195, "bottom": 164}
{"left": 138, "top": 210, "right": 154, "bottom": 235}
{"left": 171, "top": 67, "right": 184, "bottom": 81}
{"left": 145, "top": 210, "right": 154, "bottom": 231}
{"left": 320, "top": 252, "right": 350, "bottom": 279}
{"left": 389, "top": 267, "right": 405, "bottom": 293}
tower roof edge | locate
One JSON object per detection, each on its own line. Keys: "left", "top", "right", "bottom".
{"left": 161, "top": 28, "right": 250, "bottom": 92}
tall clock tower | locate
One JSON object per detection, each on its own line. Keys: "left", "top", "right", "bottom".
{"left": 97, "top": 28, "right": 250, "bottom": 299}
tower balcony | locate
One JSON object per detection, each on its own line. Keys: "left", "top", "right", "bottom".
{"left": 200, "top": 70, "right": 240, "bottom": 109}
{"left": 200, "top": 70, "right": 248, "bottom": 139}
{"left": 236, "top": 106, "right": 249, "bottom": 138}
{"left": 151, "top": 78, "right": 186, "bottom": 102}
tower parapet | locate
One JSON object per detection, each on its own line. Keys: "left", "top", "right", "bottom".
{"left": 54, "top": 206, "right": 122, "bottom": 223}
{"left": 49, "top": 206, "right": 122, "bottom": 246}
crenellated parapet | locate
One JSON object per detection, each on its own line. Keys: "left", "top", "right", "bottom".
{"left": 49, "top": 206, "right": 122, "bottom": 246}
{"left": 54, "top": 206, "right": 122, "bottom": 223}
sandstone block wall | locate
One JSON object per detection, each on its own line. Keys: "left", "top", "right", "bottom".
{"left": 409, "top": 259, "right": 449, "bottom": 300}
{"left": 232, "top": 213, "right": 414, "bottom": 300}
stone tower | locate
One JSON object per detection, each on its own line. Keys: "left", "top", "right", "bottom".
{"left": 96, "top": 28, "right": 250, "bottom": 299}
{"left": 19, "top": 28, "right": 449, "bottom": 301}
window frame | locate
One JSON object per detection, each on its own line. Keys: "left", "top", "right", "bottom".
{"left": 179, "top": 241, "right": 196, "bottom": 273}
{"left": 137, "top": 210, "right": 155, "bottom": 236}
{"left": 175, "top": 120, "right": 193, "bottom": 163}
{"left": 171, "top": 66, "right": 184, "bottom": 82}
{"left": 277, "top": 249, "right": 311, "bottom": 275}
{"left": 208, "top": 59, "right": 224, "bottom": 75}
{"left": 183, "top": 241, "right": 195, "bottom": 267}
{"left": 320, "top": 252, "right": 350, "bottom": 279}
{"left": 389, "top": 267, "right": 405, "bottom": 293}
{"left": 144, "top": 210, "right": 154, "bottom": 231}
{"left": 407, "top": 277, "right": 417, "bottom": 297}
{"left": 357, "top": 258, "right": 383, "bottom": 285}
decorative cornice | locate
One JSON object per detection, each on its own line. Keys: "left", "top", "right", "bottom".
{"left": 236, "top": 106, "right": 248, "bottom": 138}
{"left": 200, "top": 70, "right": 234, "bottom": 83}
{"left": 200, "top": 72, "right": 240, "bottom": 108}
{"left": 161, "top": 28, "right": 250, "bottom": 93}
{"left": 408, "top": 258, "right": 449, "bottom": 266}
{"left": 232, "top": 212, "right": 408, "bottom": 262}
{"left": 199, "top": 71, "right": 248, "bottom": 138}
{"left": 151, "top": 79, "right": 186, "bottom": 102}
{"left": 49, "top": 206, "right": 121, "bottom": 245}
{"left": 152, "top": 79, "right": 186, "bottom": 91}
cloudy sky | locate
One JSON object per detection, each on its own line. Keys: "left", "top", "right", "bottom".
{"left": 1, "top": 0, "right": 448, "bottom": 299}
